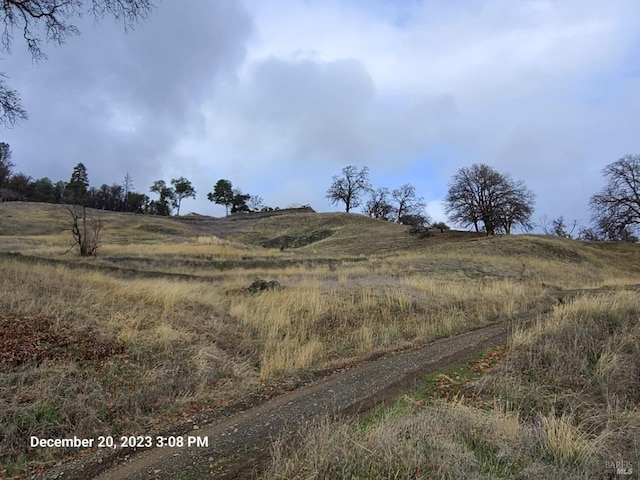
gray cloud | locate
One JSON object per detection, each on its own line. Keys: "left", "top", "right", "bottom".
{"left": 2, "top": 0, "right": 640, "bottom": 223}
{"left": 3, "top": 0, "right": 253, "bottom": 191}
{"left": 240, "top": 56, "right": 377, "bottom": 163}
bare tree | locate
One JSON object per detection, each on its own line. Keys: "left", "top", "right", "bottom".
{"left": 65, "top": 205, "right": 102, "bottom": 256}
{"left": 248, "top": 195, "right": 264, "bottom": 212}
{"left": 391, "top": 184, "right": 426, "bottom": 222}
{"left": 577, "top": 226, "right": 602, "bottom": 242}
{"left": 539, "top": 214, "right": 578, "bottom": 238}
{"left": 537, "top": 214, "right": 552, "bottom": 235}
{"left": 0, "top": 0, "right": 156, "bottom": 127}
{"left": 551, "top": 216, "right": 578, "bottom": 239}
{"left": 122, "top": 172, "right": 133, "bottom": 210}
{"left": 326, "top": 165, "right": 371, "bottom": 212}
{"left": 0, "top": 75, "right": 26, "bottom": 127}
{"left": 590, "top": 154, "right": 640, "bottom": 242}
{"left": 444, "top": 164, "right": 535, "bottom": 235}
{"left": 363, "top": 187, "right": 393, "bottom": 220}
{"left": 496, "top": 180, "right": 535, "bottom": 234}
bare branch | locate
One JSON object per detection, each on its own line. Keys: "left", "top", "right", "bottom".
{"left": 0, "top": 0, "right": 155, "bottom": 126}
{"left": 326, "top": 165, "right": 371, "bottom": 213}
{"left": 590, "top": 154, "right": 640, "bottom": 241}
{"left": 64, "top": 204, "right": 102, "bottom": 256}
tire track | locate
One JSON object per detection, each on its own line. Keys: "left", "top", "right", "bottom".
{"left": 30, "top": 285, "right": 640, "bottom": 480}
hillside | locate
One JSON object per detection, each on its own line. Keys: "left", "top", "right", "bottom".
{"left": 1, "top": 202, "right": 639, "bottom": 478}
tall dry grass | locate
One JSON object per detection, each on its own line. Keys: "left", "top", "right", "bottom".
{"left": 264, "top": 290, "right": 640, "bottom": 479}
{"left": 229, "top": 276, "right": 543, "bottom": 378}
{"left": 0, "top": 259, "right": 261, "bottom": 475}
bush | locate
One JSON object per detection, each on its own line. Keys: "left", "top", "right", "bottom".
{"left": 407, "top": 225, "right": 431, "bottom": 238}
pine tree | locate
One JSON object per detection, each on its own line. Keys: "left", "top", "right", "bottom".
{"left": 66, "top": 163, "right": 89, "bottom": 204}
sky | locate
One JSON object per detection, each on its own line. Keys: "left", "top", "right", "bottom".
{"left": 3, "top": 0, "right": 640, "bottom": 227}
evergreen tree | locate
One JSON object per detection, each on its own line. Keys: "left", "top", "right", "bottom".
{"left": 65, "top": 163, "right": 89, "bottom": 204}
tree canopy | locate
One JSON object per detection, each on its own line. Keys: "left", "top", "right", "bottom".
{"left": 444, "top": 164, "right": 535, "bottom": 235}
{"left": 326, "top": 165, "right": 371, "bottom": 213}
{"left": 391, "top": 184, "right": 426, "bottom": 223}
{"left": 207, "top": 179, "right": 234, "bottom": 216}
{"left": 590, "top": 154, "right": 640, "bottom": 241}
{"left": 363, "top": 187, "right": 393, "bottom": 220}
{"left": 65, "top": 162, "right": 89, "bottom": 204}
{"left": 171, "top": 177, "right": 196, "bottom": 216}
{"left": 0, "top": 142, "right": 13, "bottom": 188}
{"left": 149, "top": 179, "right": 175, "bottom": 216}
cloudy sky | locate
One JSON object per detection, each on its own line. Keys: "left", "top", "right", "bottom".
{"left": 3, "top": 0, "right": 640, "bottom": 226}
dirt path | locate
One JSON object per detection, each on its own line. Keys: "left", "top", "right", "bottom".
{"left": 27, "top": 285, "right": 640, "bottom": 480}
{"left": 30, "top": 321, "right": 511, "bottom": 480}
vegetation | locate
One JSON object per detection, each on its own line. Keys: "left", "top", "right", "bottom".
{"left": 590, "top": 154, "right": 640, "bottom": 242}
{"left": 170, "top": 177, "right": 196, "bottom": 216}
{"left": 0, "top": 201, "right": 639, "bottom": 477}
{"left": 264, "top": 290, "right": 640, "bottom": 479}
{"left": 391, "top": 183, "right": 426, "bottom": 222}
{"left": 363, "top": 187, "right": 393, "bottom": 220}
{"left": 445, "top": 163, "right": 535, "bottom": 235}
{"left": 0, "top": 141, "right": 12, "bottom": 189}
{"left": 326, "top": 165, "right": 371, "bottom": 212}
{"left": 363, "top": 184, "right": 427, "bottom": 223}
{"left": 65, "top": 204, "right": 102, "bottom": 256}
{"left": 207, "top": 179, "right": 253, "bottom": 215}
{"left": 65, "top": 162, "right": 89, "bottom": 204}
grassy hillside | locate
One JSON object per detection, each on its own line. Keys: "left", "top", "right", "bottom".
{"left": 1, "top": 201, "right": 639, "bottom": 478}
{"left": 265, "top": 290, "right": 640, "bottom": 479}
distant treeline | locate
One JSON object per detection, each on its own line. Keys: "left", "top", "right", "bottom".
{"left": 0, "top": 145, "right": 264, "bottom": 217}
{"left": 1, "top": 166, "right": 158, "bottom": 214}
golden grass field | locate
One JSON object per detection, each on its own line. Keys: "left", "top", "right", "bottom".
{"left": 1, "top": 201, "right": 639, "bottom": 478}
{"left": 265, "top": 291, "right": 640, "bottom": 479}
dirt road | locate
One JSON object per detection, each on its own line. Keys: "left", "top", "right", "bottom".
{"left": 30, "top": 320, "right": 511, "bottom": 480}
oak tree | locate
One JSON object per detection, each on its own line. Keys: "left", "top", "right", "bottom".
{"left": 207, "top": 179, "right": 234, "bottom": 216}
{"left": 444, "top": 164, "right": 535, "bottom": 235}
{"left": 363, "top": 187, "right": 393, "bottom": 220}
{"left": 326, "top": 165, "right": 371, "bottom": 213}
{"left": 590, "top": 154, "right": 640, "bottom": 242}
{"left": 391, "top": 184, "right": 426, "bottom": 222}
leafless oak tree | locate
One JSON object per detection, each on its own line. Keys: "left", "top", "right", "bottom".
{"left": 444, "top": 164, "right": 535, "bottom": 235}
{"left": 590, "top": 154, "right": 640, "bottom": 241}
{"left": 391, "top": 183, "right": 426, "bottom": 222}
{"left": 326, "top": 165, "right": 371, "bottom": 213}
{"left": 363, "top": 187, "right": 393, "bottom": 220}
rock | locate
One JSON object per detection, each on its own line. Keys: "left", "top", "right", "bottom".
{"left": 246, "top": 279, "right": 283, "bottom": 294}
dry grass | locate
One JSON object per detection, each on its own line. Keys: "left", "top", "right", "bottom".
{"left": 230, "top": 276, "right": 543, "bottom": 378}
{"left": 264, "top": 290, "right": 640, "bottom": 479}
{"left": 1, "top": 202, "right": 640, "bottom": 477}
